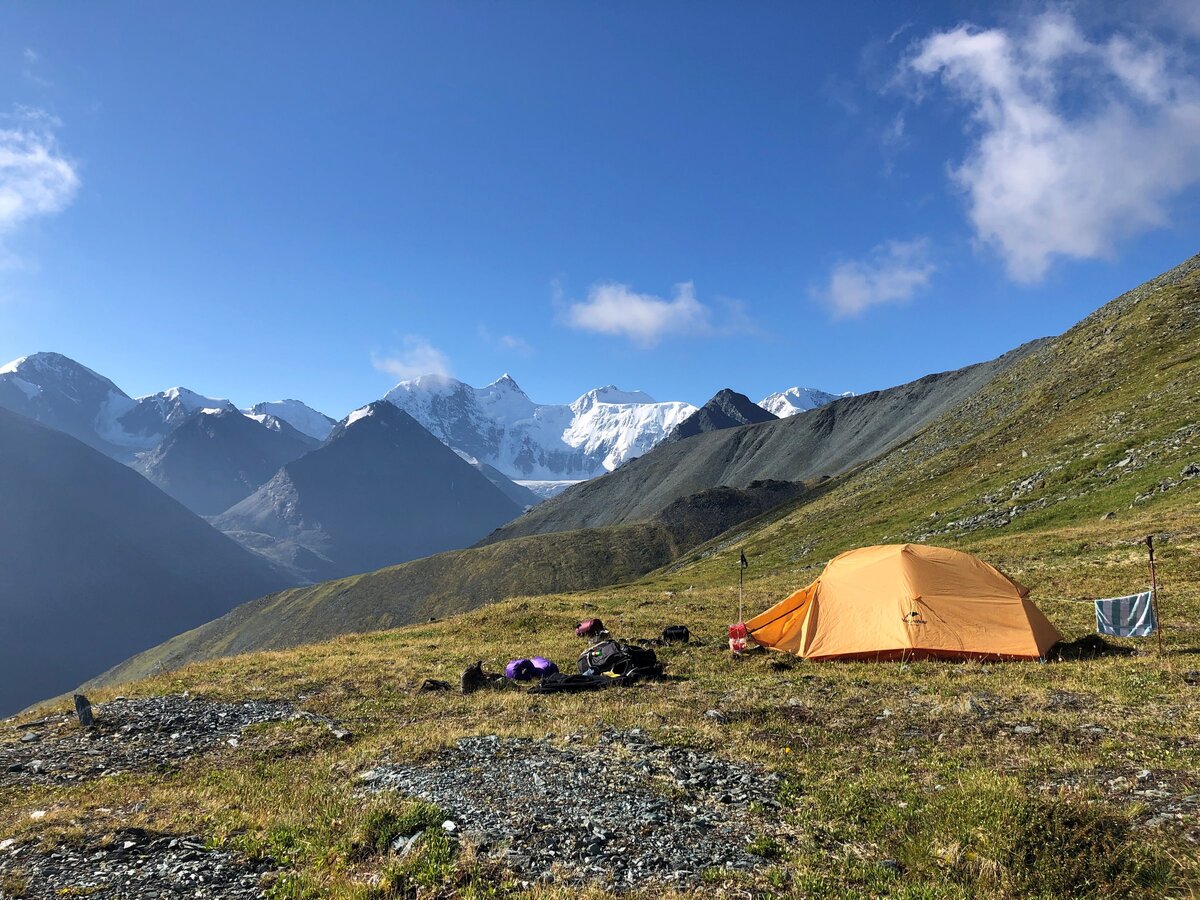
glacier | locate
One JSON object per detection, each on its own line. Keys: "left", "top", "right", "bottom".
{"left": 384, "top": 374, "right": 697, "bottom": 481}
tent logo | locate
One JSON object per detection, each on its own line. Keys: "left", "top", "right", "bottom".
{"left": 904, "top": 610, "right": 927, "bottom": 626}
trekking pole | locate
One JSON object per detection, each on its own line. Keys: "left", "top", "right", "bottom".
{"left": 738, "top": 549, "right": 747, "bottom": 624}
{"left": 1146, "top": 535, "right": 1165, "bottom": 656}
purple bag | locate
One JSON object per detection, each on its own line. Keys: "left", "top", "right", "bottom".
{"left": 505, "top": 658, "right": 536, "bottom": 681}
{"left": 531, "top": 657, "right": 559, "bottom": 678}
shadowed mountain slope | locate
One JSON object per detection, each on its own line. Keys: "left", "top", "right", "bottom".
{"left": 0, "top": 408, "right": 290, "bottom": 716}
{"left": 485, "top": 339, "right": 1048, "bottom": 542}
{"left": 212, "top": 402, "right": 523, "bottom": 580}
{"left": 135, "top": 409, "right": 318, "bottom": 516}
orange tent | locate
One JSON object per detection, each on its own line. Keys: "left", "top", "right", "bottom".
{"left": 745, "top": 544, "right": 1061, "bottom": 661}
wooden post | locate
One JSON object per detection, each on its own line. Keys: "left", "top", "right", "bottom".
{"left": 1146, "top": 535, "right": 1165, "bottom": 655}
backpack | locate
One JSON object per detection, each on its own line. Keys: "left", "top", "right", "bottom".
{"left": 578, "top": 640, "right": 662, "bottom": 678}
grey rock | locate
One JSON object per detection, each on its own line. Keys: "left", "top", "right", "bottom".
{"left": 0, "top": 695, "right": 329, "bottom": 788}
{"left": 0, "top": 828, "right": 273, "bottom": 898}
{"left": 360, "top": 729, "right": 782, "bottom": 888}
{"left": 74, "top": 694, "right": 95, "bottom": 727}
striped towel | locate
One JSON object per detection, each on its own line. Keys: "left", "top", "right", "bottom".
{"left": 1095, "top": 591, "right": 1157, "bottom": 638}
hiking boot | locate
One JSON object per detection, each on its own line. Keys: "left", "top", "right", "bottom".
{"left": 461, "top": 661, "right": 487, "bottom": 695}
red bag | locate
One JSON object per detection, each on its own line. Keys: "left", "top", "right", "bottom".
{"left": 575, "top": 618, "right": 605, "bottom": 638}
{"left": 728, "top": 622, "right": 748, "bottom": 653}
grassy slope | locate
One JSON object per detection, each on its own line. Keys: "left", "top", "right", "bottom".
{"left": 3, "top": 257, "right": 1199, "bottom": 898}
{"left": 93, "top": 480, "right": 827, "bottom": 690}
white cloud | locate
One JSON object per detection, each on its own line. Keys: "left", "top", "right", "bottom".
{"left": 372, "top": 335, "right": 451, "bottom": 380}
{"left": 0, "top": 109, "right": 78, "bottom": 238}
{"left": 908, "top": 11, "right": 1200, "bottom": 282}
{"left": 564, "top": 281, "right": 712, "bottom": 348}
{"left": 820, "top": 239, "right": 935, "bottom": 317}
{"left": 477, "top": 323, "right": 533, "bottom": 356}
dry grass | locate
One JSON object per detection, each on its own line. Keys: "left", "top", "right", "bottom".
{"left": 2, "top": 489, "right": 1198, "bottom": 897}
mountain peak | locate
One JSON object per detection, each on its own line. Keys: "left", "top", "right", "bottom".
{"left": 665, "top": 388, "right": 776, "bottom": 443}
{"left": 571, "top": 385, "right": 657, "bottom": 414}
{"left": 246, "top": 400, "right": 335, "bottom": 441}
{"left": 758, "top": 386, "right": 849, "bottom": 418}
{"left": 338, "top": 399, "right": 419, "bottom": 434}
{"left": 484, "top": 373, "right": 528, "bottom": 397}
{"left": 0, "top": 351, "right": 119, "bottom": 388}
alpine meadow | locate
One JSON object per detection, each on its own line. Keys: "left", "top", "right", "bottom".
{"left": 1, "top": 4, "right": 1199, "bottom": 899}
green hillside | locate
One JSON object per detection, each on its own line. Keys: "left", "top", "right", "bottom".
{"left": 92, "top": 479, "right": 823, "bottom": 689}
{"left": 2, "top": 255, "right": 1198, "bottom": 898}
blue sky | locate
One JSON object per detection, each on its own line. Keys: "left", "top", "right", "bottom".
{"left": 1, "top": 1, "right": 1198, "bottom": 417}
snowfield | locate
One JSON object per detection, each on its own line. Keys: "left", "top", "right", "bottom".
{"left": 384, "top": 374, "right": 697, "bottom": 481}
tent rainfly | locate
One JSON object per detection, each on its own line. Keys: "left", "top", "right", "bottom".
{"left": 746, "top": 544, "right": 1061, "bottom": 661}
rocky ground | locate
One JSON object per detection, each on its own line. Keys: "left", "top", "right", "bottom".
{"left": 358, "top": 728, "right": 785, "bottom": 888}
{"left": 0, "top": 828, "right": 273, "bottom": 898}
{"left": 0, "top": 695, "right": 301, "bottom": 787}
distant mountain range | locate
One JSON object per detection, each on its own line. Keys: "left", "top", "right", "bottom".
{"left": 382, "top": 374, "right": 698, "bottom": 481}
{"left": 0, "top": 352, "right": 335, "bottom": 465}
{"left": 485, "top": 342, "right": 1046, "bottom": 541}
{"left": 0, "top": 349, "right": 850, "bottom": 710}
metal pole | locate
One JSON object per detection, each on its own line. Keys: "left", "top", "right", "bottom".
{"left": 1147, "top": 535, "right": 1164, "bottom": 655}
{"left": 738, "top": 559, "right": 744, "bottom": 624}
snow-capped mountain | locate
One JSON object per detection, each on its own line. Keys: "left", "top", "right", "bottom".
{"left": 758, "top": 386, "right": 852, "bottom": 418}
{"left": 0, "top": 353, "right": 232, "bottom": 459}
{"left": 383, "top": 374, "right": 696, "bottom": 481}
{"left": 116, "top": 387, "right": 238, "bottom": 449}
{"left": 0, "top": 352, "right": 336, "bottom": 464}
{"left": 245, "top": 400, "right": 336, "bottom": 441}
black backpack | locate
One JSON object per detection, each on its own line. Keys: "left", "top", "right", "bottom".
{"left": 578, "top": 640, "right": 662, "bottom": 678}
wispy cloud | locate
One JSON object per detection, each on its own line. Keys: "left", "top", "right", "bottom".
{"left": 372, "top": 335, "right": 451, "bottom": 380}
{"left": 0, "top": 108, "right": 78, "bottom": 245}
{"left": 477, "top": 323, "right": 533, "bottom": 356}
{"left": 563, "top": 281, "right": 714, "bottom": 348}
{"left": 20, "top": 49, "right": 52, "bottom": 89}
{"left": 907, "top": 10, "right": 1200, "bottom": 282}
{"left": 819, "top": 239, "right": 935, "bottom": 317}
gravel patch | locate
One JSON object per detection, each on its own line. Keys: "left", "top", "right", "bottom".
{"left": 359, "top": 728, "right": 784, "bottom": 888}
{"left": 0, "top": 695, "right": 300, "bottom": 787}
{"left": 0, "top": 829, "right": 272, "bottom": 898}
